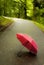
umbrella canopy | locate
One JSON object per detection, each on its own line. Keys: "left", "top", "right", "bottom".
{"left": 16, "top": 33, "right": 38, "bottom": 55}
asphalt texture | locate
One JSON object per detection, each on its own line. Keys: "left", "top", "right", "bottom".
{"left": 0, "top": 18, "right": 44, "bottom": 65}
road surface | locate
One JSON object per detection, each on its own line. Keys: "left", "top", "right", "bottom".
{"left": 0, "top": 18, "right": 44, "bottom": 65}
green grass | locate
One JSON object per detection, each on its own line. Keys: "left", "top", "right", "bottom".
{"left": 34, "top": 22, "right": 44, "bottom": 32}
{"left": 0, "top": 16, "right": 13, "bottom": 26}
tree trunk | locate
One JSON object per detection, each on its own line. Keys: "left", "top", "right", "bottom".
{"left": 24, "top": 0, "right": 27, "bottom": 18}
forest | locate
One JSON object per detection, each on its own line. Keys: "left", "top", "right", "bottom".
{"left": 0, "top": 0, "right": 44, "bottom": 31}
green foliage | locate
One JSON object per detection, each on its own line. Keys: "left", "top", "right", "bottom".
{"left": 0, "top": 0, "right": 33, "bottom": 18}
{"left": 33, "top": 0, "right": 44, "bottom": 25}
{"left": 27, "top": 0, "right": 33, "bottom": 17}
{"left": 0, "top": 0, "right": 44, "bottom": 25}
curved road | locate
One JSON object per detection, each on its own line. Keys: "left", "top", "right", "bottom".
{"left": 0, "top": 18, "right": 44, "bottom": 65}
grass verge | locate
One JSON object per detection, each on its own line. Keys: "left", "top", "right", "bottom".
{"left": 0, "top": 16, "right": 13, "bottom": 26}
{"left": 34, "top": 22, "right": 44, "bottom": 32}
{"left": 0, "top": 16, "right": 14, "bottom": 31}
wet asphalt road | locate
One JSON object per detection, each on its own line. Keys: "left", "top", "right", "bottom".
{"left": 0, "top": 18, "right": 44, "bottom": 65}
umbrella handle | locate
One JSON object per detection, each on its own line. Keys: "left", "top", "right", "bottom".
{"left": 17, "top": 46, "right": 24, "bottom": 57}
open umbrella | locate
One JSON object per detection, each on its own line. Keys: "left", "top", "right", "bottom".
{"left": 16, "top": 33, "right": 38, "bottom": 55}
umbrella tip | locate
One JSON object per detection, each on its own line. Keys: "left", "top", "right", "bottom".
{"left": 16, "top": 33, "right": 20, "bottom": 38}
{"left": 16, "top": 33, "right": 18, "bottom": 37}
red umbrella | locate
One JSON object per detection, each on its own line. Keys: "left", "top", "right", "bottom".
{"left": 16, "top": 33, "right": 38, "bottom": 55}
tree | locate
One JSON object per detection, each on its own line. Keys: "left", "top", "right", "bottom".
{"left": 33, "top": 0, "right": 44, "bottom": 24}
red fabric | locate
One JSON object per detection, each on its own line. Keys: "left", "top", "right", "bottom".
{"left": 16, "top": 33, "right": 38, "bottom": 54}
